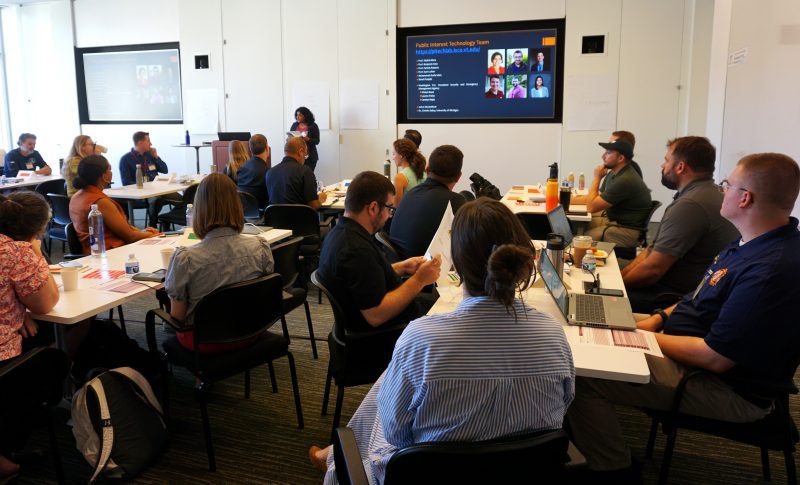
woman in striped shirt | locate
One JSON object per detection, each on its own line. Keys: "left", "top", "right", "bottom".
{"left": 311, "top": 198, "right": 575, "bottom": 484}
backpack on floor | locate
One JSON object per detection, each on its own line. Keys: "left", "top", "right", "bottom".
{"left": 71, "top": 367, "right": 168, "bottom": 483}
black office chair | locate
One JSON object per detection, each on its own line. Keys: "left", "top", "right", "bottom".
{"left": 34, "top": 178, "right": 67, "bottom": 197}
{"left": 333, "top": 426, "right": 569, "bottom": 485}
{"left": 44, "top": 193, "right": 71, "bottom": 256}
{"left": 144, "top": 273, "right": 303, "bottom": 471}
{"left": 601, "top": 200, "right": 662, "bottom": 259}
{"left": 157, "top": 184, "right": 199, "bottom": 231}
{"left": 0, "top": 347, "right": 69, "bottom": 485}
{"left": 311, "top": 271, "right": 405, "bottom": 436}
{"left": 271, "top": 236, "right": 317, "bottom": 359}
{"left": 64, "top": 222, "right": 127, "bottom": 331}
{"left": 374, "top": 232, "right": 400, "bottom": 264}
{"left": 264, "top": 204, "right": 333, "bottom": 303}
{"left": 459, "top": 189, "right": 476, "bottom": 201}
{"left": 239, "top": 191, "right": 262, "bottom": 223}
{"left": 644, "top": 370, "right": 799, "bottom": 485}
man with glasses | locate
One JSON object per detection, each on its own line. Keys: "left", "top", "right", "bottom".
{"left": 264, "top": 137, "right": 326, "bottom": 208}
{"left": 390, "top": 145, "right": 466, "bottom": 260}
{"left": 567, "top": 152, "right": 800, "bottom": 483}
{"left": 317, "top": 171, "right": 441, "bottom": 340}
{"left": 622, "top": 136, "right": 739, "bottom": 313}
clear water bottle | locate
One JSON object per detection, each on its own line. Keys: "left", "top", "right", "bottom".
{"left": 135, "top": 164, "right": 144, "bottom": 188}
{"left": 185, "top": 203, "right": 194, "bottom": 228}
{"left": 384, "top": 159, "right": 391, "bottom": 178}
{"left": 88, "top": 204, "right": 106, "bottom": 257}
{"left": 125, "top": 253, "right": 140, "bottom": 274}
{"left": 581, "top": 249, "right": 597, "bottom": 274}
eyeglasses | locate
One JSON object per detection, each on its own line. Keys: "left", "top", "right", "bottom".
{"left": 378, "top": 202, "right": 397, "bottom": 216}
{"left": 717, "top": 179, "right": 748, "bottom": 193}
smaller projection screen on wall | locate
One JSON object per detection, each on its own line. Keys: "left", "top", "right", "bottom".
{"left": 75, "top": 42, "right": 183, "bottom": 124}
{"left": 398, "top": 19, "right": 565, "bottom": 123}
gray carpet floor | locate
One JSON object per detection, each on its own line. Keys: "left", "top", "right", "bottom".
{"left": 10, "top": 238, "right": 800, "bottom": 484}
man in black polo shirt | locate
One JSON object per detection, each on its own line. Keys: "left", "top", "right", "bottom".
{"left": 390, "top": 144, "right": 467, "bottom": 259}
{"left": 318, "top": 171, "right": 441, "bottom": 338}
{"left": 265, "top": 137, "right": 326, "bottom": 208}
{"left": 567, "top": 152, "right": 800, "bottom": 482}
{"left": 237, "top": 134, "right": 271, "bottom": 209}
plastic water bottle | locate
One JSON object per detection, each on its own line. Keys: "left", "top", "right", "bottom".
{"left": 185, "top": 130, "right": 191, "bottom": 145}
{"left": 135, "top": 164, "right": 144, "bottom": 188}
{"left": 88, "top": 204, "right": 106, "bottom": 257}
{"left": 384, "top": 160, "right": 391, "bottom": 178}
{"left": 582, "top": 249, "right": 597, "bottom": 273}
{"left": 125, "top": 253, "right": 140, "bottom": 274}
{"left": 185, "top": 203, "right": 194, "bottom": 228}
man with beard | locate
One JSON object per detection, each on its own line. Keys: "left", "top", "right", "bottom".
{"left": 622, "top": 136, "right": 739, "bottom": 313}
{"left": 317, "top": 171, "right": 441, "bottom": 361}
{"left": 572, "top": 138, "right": 652, "bottom": 247}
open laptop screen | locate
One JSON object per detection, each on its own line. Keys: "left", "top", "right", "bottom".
{"left": 538, "top": 253, "right": 569, "bottom": 318}
{"left": 546, "top": 205, "right": 574, "bottom": 247}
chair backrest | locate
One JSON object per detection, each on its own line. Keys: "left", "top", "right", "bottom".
{"left": 374, "top": 232, "right": 399, "bottom": 264}
{"left": 35, "top": 178, "right": 67, "bottom": 197}
{"left": 239, "top": 191, "right": 261, "bottom": 221}
{"left": 47, "top": 193, "right": 71, "bottom": 226}
{"left": 0, "top": 347, "right": 68, "bottom": 406}
{"left": 459, "top": 189, "right": 476, "bottom": 201}
{"left": 192, "top": 273, "right": 283, "bottom": 345}
{"left": 271, "top": 236, "right": 303, "bottom": 289}
{"left": 639, "top": 200, "right": 663, "bottom": 244}
{"left": 264, "top": 204, "right": 321, "bottom": 239}
{"left": 65, "top": 223, "right": 84, "bottom": 255}
{"left": 211, "top": 140, "right": 253, "bottom": 174}
{"left": 310, "top": 270, "right": 349, "bottom": 340}
{"left": 182, "top": 183, "right": 199, "bottom": 206}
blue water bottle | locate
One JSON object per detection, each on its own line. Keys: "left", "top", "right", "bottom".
{"left": 88, "top": 204, "right": 106, "bottom": 257}
{"left": 185, "top": 130, "right": 191, "bottom": 145}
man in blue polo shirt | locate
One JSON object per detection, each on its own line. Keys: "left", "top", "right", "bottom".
{"left": 118, "top": 131, "right": 179, "bottom": 223}
{"left": 567, "top": 152, "right": 800, "bottom": 483}
{"left": 4, "top": 133, "right": 52, "bottom": 177}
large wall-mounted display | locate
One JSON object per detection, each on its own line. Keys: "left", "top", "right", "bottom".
{"left": 75, "top": 42, "right": 183, "bottom": 124}
{"left": 398, "top": 19, "right": 565, "bottom": 123}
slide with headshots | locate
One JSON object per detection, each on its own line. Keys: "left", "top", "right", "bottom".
{"left": 402, "top": 23, "right": 560, "bottom": 122}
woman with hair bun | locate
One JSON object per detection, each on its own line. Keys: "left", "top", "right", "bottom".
{"left": 311, "top": 197, "right": 575, "bottom": 484}
{"left": 68, "top": 155, "right": 160, "bottom": 254}
{"left": 391, "top": 138, "right": 426, "bottom": 206}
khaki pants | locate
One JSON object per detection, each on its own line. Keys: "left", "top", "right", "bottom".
{"left": 567, "top": 354, "right": 770, "bottom": 471}
{"left": 586, "top": 214, "right": 642, "bottom": 248}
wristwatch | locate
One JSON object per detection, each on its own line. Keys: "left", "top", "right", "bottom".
{"left": 651, "top": 308, "right": 669, "bottom": 324}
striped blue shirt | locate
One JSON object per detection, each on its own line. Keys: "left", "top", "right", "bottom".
{"left": 324, "top": 296, "right": 575, "bottom": 484}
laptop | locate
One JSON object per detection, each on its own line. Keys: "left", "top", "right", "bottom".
{"left": 538, "top": 250, "right": 636, "bottom": 330}
{"left": 217, "top": 131, "right": 252, "bottom": 142}
{"left": 546, "top": 205, "right": 616, "bottom": 254}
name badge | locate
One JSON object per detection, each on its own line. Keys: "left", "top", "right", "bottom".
{"left": 148, "top": 164, "right": 156, "bottom": 171}
{"left": 26, "top": 161, "right": 34, "bottom": 169}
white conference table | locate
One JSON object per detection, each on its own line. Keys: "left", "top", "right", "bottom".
{"left": 502, "top": 185, "right": 591, "bottom": 222}
{"left": 429, "top": 247, "right": 652, "bottom": 384}
{"left": 320, "top": 179, "right": 350, "bottom": 210}
{"left": 0, "top": 172, "right": 63, "bottom": 190}
{"left": 31, "top": 227, "right": 292, "bottom": 327}
{"left": 104, "top": 174, "right": 204, "bottom": 224}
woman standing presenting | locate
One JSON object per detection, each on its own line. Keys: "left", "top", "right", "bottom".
{"left": 290, "top": 107, "right": 320, "bottom": 171}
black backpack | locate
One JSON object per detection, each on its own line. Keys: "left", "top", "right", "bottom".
{"left": 71, "top": 367, "right": 168, "bottom": 482}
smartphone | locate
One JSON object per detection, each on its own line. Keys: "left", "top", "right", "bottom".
{"left": 587, "top": 287, "right": 625, "bottom": 297}
{"left": 132, "top": 269, "right": 166, "bottom": 282}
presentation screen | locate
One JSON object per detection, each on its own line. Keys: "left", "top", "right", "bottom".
{"left": 75, "top": 43, "right": 183, "bottom": 124}
{"left": 398, "top": 19, "right": 565, "bottom": 123}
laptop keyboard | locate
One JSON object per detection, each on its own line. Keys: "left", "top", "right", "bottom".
{"left": 575, "top": 294, "right": 606, "bottom": 323}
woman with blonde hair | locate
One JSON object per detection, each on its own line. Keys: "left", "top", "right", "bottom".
{"left": 391, "top": 138, "right": 426, "bottom": 206}
{"left": 225, "top": 140, "right": 249, "bottom": 182}
{"left": 164, "top": 173, "right": 274, "bottom": 353}
{"left": 62, "top": 135, "right": 106, "bottom": 197}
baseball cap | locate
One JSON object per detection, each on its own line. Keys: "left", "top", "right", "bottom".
{"left": 598, "top": 139, "right": 634, "bottom": 160}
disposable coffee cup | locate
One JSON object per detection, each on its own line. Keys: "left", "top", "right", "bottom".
{"left": 61, "top": 267, "right": 80, "bottom": 291}
{"left": 572, "top": 235, "right": 593, "bottom": 267}
{"left": 160, "top": 247, "right": 176, "bottom": 269}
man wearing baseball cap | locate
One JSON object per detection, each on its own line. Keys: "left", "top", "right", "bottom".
{"left": 572, "top": 138, "right": 652, "bottom": 248}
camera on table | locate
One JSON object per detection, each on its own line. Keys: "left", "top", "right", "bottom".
{"left": 469, "top": 172, "right": 502, "bottom": 200}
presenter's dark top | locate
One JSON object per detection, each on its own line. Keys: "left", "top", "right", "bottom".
{"left": 390, "top": 178, "right": 467, "bottom": 260}
{"left": 265, "top": 155, "right": 318, "bottom": 206}
{"left": 119, "top": 149, "right": 168, "bottom": 186}
{"left": 318, "top": 217, "right": 417, "bottom": 333}
{"left": 289, "top": 121, "right": 320, "bottom": 170}
{"left": 3, "top": 148, "right": 48, "bottom": 177}
{"left": 664, "top": 218, "right": 800, "bottom": 393}
{"left": 237, "top": 156, "right": 269, "bottom": 209}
